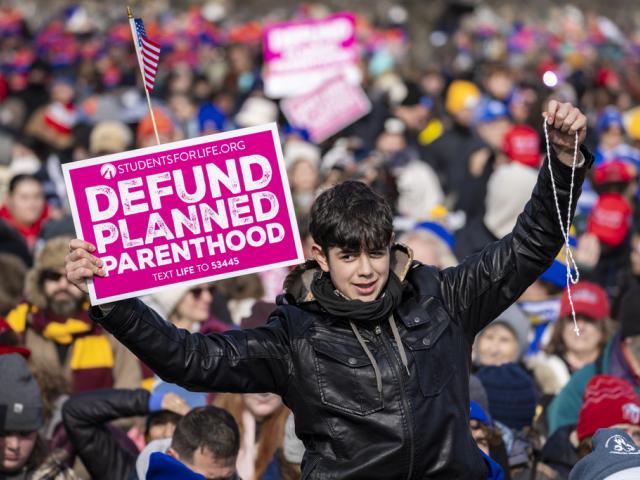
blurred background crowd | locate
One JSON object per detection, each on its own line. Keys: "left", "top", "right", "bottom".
{"left": 2, "top": 0, "right": 640, "bottom": 479}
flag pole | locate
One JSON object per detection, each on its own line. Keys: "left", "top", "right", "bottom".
{"left": 128, "top": 6, "right": 160, "bottom": 145}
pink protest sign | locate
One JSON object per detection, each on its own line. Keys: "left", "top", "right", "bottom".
{"left": 262, "top": 12, "right": 360, "bottom": 98}
{"left": 281, "top": 75, "right": 372, "bottom": 143}
{"left": 63, "top": 124, "right": 304, "bottom": 305}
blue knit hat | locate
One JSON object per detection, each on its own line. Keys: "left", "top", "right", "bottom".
{"left": 470, "top": 400, "right": 493, "bottom": 427}
{"left": 597, "top": 107, "right": 625, "bottom": 134}
{"left": 569, "top": 428, "right": 640, "bottom": 480}
{"left": 476, "top": 363, "right": 537, "bottom": 430}
{"left": 474, "top": 98, "right": 509, "bottom": 124}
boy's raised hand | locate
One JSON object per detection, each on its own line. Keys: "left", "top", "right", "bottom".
{"left": 543, "top": 100, "right": 587, "bottom": 167}
{"left": 65, "top": 238, "right": 106, "bottom": 294}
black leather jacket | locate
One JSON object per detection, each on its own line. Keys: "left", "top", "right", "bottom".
{"left": 62, "top": 388, "right": 150, "bottom": 480}
{"left": 91, "top": 149, "right": 591, "bottom": 479}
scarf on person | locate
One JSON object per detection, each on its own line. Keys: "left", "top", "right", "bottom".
{"left": 7, "top": 304, "right": 115, "bottom": 393}
{"left": 310, "top": 271, "right": 408, "bottom": 394}
{"left": 310, "top": 270, "right": 404, "bottom": 323}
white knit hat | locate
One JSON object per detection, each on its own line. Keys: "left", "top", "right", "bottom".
{"left": 141, "top": 285, "right": 192, "bottom": 321}
{"left": 235, "top": 97, "right": 278, "bottom": 128}
{"left": 484, "top": 162, "right": 538, "bottom": 239}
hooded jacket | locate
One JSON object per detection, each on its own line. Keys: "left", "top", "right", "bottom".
{"left": 90, "top": 150, "right": 591, "bottom": 479}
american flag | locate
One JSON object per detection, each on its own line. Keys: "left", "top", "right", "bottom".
{"left": 133, "top": 18, "right": 161, "bottom": 92}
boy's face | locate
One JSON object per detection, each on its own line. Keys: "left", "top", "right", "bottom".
{"left": 313, "top": 246, "right": 390, "bottom": 302}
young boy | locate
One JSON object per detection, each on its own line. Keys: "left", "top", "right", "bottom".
{"left": 66, "top": 101, "right": 589, "bottom": 479}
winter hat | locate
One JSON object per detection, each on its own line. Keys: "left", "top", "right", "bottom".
{"left": 484, "top": 162, "right": 538, "bottom": 239}
{"left": 0, "top": 353, "right": 44, "bottom": 433}
{"left": 89, "top": 120, "right": 132, "bottom": 155}
{"left": 469, "top": 374, "right": 490, "bottom": 414}
{"left": 570, "top": 428, "right": 640, "bottom": 480}
{"left": 147, "top": 452, "right": 205, "bottom": 480}
{"left": 559, "top": 281, "right": 610, "bottom": 321}
{"left": 24, "top": 106, "right": 74, "bottom": 150}
{"left": 137, "top": 108, "right": 175, "bottom": 145}
{"left": 141, "top": 285, "right": 192, "bottom": 321}
{"left": 482, "top": 304, "right": 531, "bottom": 360}
{"left": 623, "top": 106, "right": 640, "bottom": 141}
{"left": 235, "top": 97, "right": 278, "bottom": 128}
{"left": 503, "top": 125, "right": 541, "bottom": 169}
{"left": 576, "top": 375, "right": 640, "bottom": 441}
{"left": 415, "top": 221, "right": 455, "bottom": 249}
{"left": 476, "top": 363, "right": 537, "bottom": 430}
{"left": 474, "top": 98, "right": 508, "bottom": 124}
{"left": 470, "top": 400, "right": 493, "bottom": 427}
{"left": 445, "top": 80, "right": 481, "bottom": 114}
{"left": 198, "top": 103, "right": 226, "bottom": 133}
{"left": 587, "top": 193, "right": 631, "bottom": 247}
{"left": 43, "top": 102, "right": 77, "bottom": 136}
{"left": 593, "top": 160, "right": 637, "bottom": 186}
{"left": 24, "top": 235, "right": 74, "bottom": 310}
{"left": 597, "top": 107, "right": 625, "bottom": 134}
{"left": 618, "top": 286, "right": 640, "bottom": 339}
{"left": 284, "top": 140, "right": 321, "bottom": 170}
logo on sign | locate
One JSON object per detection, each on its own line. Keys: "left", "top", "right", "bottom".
{"left": 100, "top": 163, "right": 117, "bottom": 179}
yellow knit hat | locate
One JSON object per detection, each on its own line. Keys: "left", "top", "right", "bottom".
{"left": 624, "top": 107, "right": 640, "bottom": 141}
{"left": 445, "top": 80, "right": 481, "bottom": 114}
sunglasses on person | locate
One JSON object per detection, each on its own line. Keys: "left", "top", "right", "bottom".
{"left": 39, "top": 270, "right": 66, "bottom": 284}
{"left": 189, "top": 286, "right": 215, "bottom": 299}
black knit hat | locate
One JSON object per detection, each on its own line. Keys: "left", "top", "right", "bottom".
{"left": 476, "top": 363, "right": 537, "bottom": 431}
{"left": 0, "top": 353, "right": 43, "bottom": 433}
{"left": 619, "top": 285, "right": 640, "bottom": 339}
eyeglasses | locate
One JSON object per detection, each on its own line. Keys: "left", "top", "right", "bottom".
{"left": 189, "top": 286, "right": 215, "bottom": 299}
{"left": 40, "top": 270, "right": 65, "bottom": 284}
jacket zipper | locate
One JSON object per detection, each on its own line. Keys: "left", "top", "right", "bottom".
{"left": 375, "top": 324, "right": 415, "bottom": 480}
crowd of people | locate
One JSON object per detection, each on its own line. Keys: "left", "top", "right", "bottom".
{"left": 1, "top": 1, "right": 640, "bottom": 479}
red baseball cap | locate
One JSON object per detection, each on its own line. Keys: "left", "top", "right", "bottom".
{"left": 559, "top": 281, "right": 610, "bottom": 321}
{"left": 503, "top": 124, "right": 541, "bottom": 168}
{"left": 593, "top": 160, "right": 637, "bottom": 186}
{"left": 577, "top": 375, "right": 640, "bottom": 440}
{"left": 587, "top": 193, "right": 632, "bottom": 247}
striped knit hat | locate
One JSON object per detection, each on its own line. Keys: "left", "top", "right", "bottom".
{"left": 577, "top": 375, "right": 640, "bottom": 441}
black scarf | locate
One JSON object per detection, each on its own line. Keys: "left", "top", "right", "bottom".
{"left": 310, "top": 270, "right": 403, "bottom": 322}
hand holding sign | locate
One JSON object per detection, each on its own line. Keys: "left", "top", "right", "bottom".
{"left": 65, "top": 239, "right": 105, "bottom": 294}
{"left": 63, "top": 124, "right": 303, "bottom": 304}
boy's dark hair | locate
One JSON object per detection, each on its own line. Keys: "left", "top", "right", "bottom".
{"left": 8, "top": 174, "right": 42, "bottom": 195}
{"left": 309, "top": 181, "right": 393, "bottom": 254}
{"left": 171, "top": 406, "right": 239, "bottom": 463}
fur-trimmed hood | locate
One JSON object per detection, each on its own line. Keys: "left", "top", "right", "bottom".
{"left": 281, "top": 243, "right": 414, "bottom": 307}
{"left": 25, "top": 236, "right": 74, "bottom": 310}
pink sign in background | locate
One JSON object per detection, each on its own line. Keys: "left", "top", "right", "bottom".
{"left": 281, "top": 75, "right": 372, "bottom": 143}
{"left": 63, "top": 124, "right": 304, "bottom": 305}
{"left": 262, "top": 12, "right": 359, "bottom": 98}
